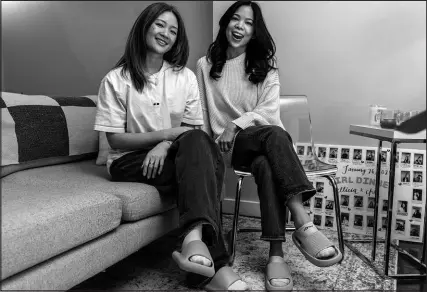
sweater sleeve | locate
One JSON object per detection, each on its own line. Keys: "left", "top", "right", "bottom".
{"left": 232, "top": 69, "right": 281, "bottom": 130}
{"left": 196, "top": 58, "right": 214, "bottom": 137}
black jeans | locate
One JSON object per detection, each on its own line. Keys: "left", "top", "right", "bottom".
{"left": 232, "top": 125, "right": 316, "bottom": 241}
{"left": 109, "top": 130, "right": 228, "bottom": 285}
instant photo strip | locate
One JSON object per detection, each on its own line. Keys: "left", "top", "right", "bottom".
{"left": 295, "top": 143, "right": 426, "bottom": 243}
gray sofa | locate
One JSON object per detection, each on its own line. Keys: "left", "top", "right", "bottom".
{"left": 1, "top": 93, "right": 180, "bottom": 290}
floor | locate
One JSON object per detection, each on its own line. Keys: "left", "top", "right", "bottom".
{"left": 71, "top": 215, "right": 411, "bottom": 291}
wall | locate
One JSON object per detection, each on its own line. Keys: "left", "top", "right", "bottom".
{"left": 1, "top": 1, "right": 213, "bottom": 95}
{"left": 3, "top": 1, "right": 424, "bottom": 148}
{"left": 213, "top": 1, "right": 426, "bottom": 148}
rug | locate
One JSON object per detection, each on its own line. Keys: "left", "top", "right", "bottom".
{"left": 73, "top": 215, "right": 397, "bottom": 291}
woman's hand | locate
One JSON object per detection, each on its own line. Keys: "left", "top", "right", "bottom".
{"left": 141, "top": 141, "right": 171, "bottom": 179}
{"left": 217, "top": 122, "right": 240, "bottom": 152}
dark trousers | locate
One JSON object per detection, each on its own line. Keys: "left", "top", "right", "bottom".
{"left": 109, "top": 130, "right": 229, "bottom": 285}
{"left": 232, "top": 125, "right": 316, "bottom": 241}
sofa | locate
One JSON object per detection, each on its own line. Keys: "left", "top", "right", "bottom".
{"left": 0, "top": 92, "right": 180, "bottom": 290}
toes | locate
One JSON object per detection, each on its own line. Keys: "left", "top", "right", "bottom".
{"left": 228, "top": 280, "right": 248, "bottom": 290}
{"left": 189, "top": 255, "right": 212, "bottom": 267}
{"left": 270, "top": 278, "right": 291, "bottom": 287}
{"left": 317, "top": 246, "right": 336, "bottom": 259}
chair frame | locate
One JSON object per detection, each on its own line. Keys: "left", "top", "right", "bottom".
{"left": 226, "top": 95, "right": 345, "bottom": 266}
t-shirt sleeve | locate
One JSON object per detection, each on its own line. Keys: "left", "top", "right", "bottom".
{"left": 182, "top": 71, "right": 204, "bottom": 126}
{"left": 94, "top": 75, "right": 127, "bottom": 133}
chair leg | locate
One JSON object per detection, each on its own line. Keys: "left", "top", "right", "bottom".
{"left": 229, "top": 175, "right": 244, "bottom": 266}
{"left": 324, "top": 175, "right": 345, "bottom": 262}
{"left": 220, "top": 201, "right": 223, "bottom": 227}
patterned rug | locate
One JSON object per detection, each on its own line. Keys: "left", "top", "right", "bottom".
{"left": 73, "top": 215, "right": 397, "bottom": 291}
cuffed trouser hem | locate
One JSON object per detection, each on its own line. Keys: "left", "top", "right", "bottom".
{"left": 178, "top": 220, "right": 218, "bottom": 247}
{"left": 260, "top": 235, "right": 287, "bottom": 242}
{"left": 284, "top": 187, "right": 317, "bottom": 207}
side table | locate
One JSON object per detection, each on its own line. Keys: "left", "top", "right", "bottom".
{"left": 348, "top": 124, "right": 426, "bottom": 279}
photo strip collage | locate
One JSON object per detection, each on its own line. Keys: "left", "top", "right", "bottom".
{"left": 290, "top": 143, "right": 426, "bottom": 243}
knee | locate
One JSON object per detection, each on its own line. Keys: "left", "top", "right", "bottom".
{"left": 268, "top": 125, "right": 292, "bottom": 143}
{"left": 268, "top": 125, "right": 287, "bottom": 135}
{"left": 183, "top": 129, "right": 210, "bottom": 139}
{"left": 180, "top": 129, "right": 215, "bottom": 145}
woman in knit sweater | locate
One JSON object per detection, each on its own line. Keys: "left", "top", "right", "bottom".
{"left": 196, "top": 1, "right": 343, "bottom": 290}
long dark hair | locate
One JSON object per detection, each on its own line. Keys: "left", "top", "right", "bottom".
{"left": 207, "top": 0, "right": 276, "bottom": 84}
{"left": 114, "top": 2, "right": 189, "bottom": 92}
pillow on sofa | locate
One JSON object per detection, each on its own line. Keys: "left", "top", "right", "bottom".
{"left": 1, "top": 92, "right": 99, "bottom": 177}
{"left": 96, "top": 131, "right": 111, "bottom": 165}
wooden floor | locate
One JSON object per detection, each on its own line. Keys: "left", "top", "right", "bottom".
{"left": 396, "top": 241, "right": 426, "bottom": 290}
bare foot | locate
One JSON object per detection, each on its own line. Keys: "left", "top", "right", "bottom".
{"left": 299, "top": 223, "right": 336, "bottom": 258}
{"left": 267, "top": 256, "right": 292, "bottom": 288}
{"left": 188, "top": 254, "right": 212, "bottom": 267}
{"left": 183, "top": 225, "right": 212, "bottom": 267}
{"left": 268, "top": 244, "right": 291, "bottom": 286}
{"left": 287, "top": 194, "right": 336, "bottom": 258}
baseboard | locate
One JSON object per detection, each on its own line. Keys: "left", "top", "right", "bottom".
{"left": 222, "top": 198, "right": 261, "bottom": 218}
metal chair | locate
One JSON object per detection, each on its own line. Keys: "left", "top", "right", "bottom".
{"left": 227, "top": 95, "right": 345, "bottom": 265}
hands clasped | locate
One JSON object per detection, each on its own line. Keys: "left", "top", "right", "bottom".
{"left": 217, "top": 122, "right": 240, "bottom": 152}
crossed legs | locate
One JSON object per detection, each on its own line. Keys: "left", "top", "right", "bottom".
{"left": 232, "top": 125, "right": 339, "bottom": 289}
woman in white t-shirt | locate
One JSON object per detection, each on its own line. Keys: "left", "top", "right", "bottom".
{"left": 196, "top": 1, "right": 342, "bottom": 290}
{"left": 94, "top": 3, "right": 247, "bottom": 290}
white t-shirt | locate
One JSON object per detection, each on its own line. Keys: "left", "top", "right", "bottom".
{"left": 94, "top": 61, "right": 203, "bottom": 169}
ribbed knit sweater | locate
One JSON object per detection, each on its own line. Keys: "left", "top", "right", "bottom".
{"left": 196, "top": 52, "right": 284, "bottom": 166}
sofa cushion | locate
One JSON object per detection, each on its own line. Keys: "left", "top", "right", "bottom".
{"left": 1, "top": 92, "right": 99, "bottom": 177}
{"left": 2, "top": 159, "right": 177, "bottom": 222}
{"left": 1, "top": 160, "right": 177, "bottom": 280}
{"left": 0, "top": 209, "right": 179, "bottom": 290}
{"left": 1, "top": 179, "right": 123, "bottom": 280}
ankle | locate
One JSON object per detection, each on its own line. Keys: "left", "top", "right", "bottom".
{"left": 293, "top": 217, "right": 310, "bottom": 229}
{"left": 183, "top": 224, "right": 203, "bottom": 246}
{"left": 286, "top": 193, "right": 303, "bottom": 207}
{"left": 289, "top": 210, "right": 311, "bottom": 229}
{"left": 269, "top": 251, "right": 284, "bottom": 258}
{"left": 269, "top": 242, "right": 284, "bottom": 258}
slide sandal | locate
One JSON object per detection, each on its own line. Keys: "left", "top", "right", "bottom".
{"left": 292, "top": 223, "right": 343, "bottom": 267}
{"left": 265, "top": 256, "right": 293, "bottom": 291}
{"left": 172, "top": 240, "right": 215, "bottom": 277}
{"left": 204, "top": 266, "right": 248, "bottom": 291}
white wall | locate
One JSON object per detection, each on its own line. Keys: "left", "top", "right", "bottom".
{"left": 2, "top": 1, "right": 213, "bottom": 96}
{"left": 213, "top": 1, "right": 426, "bottom": 149}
